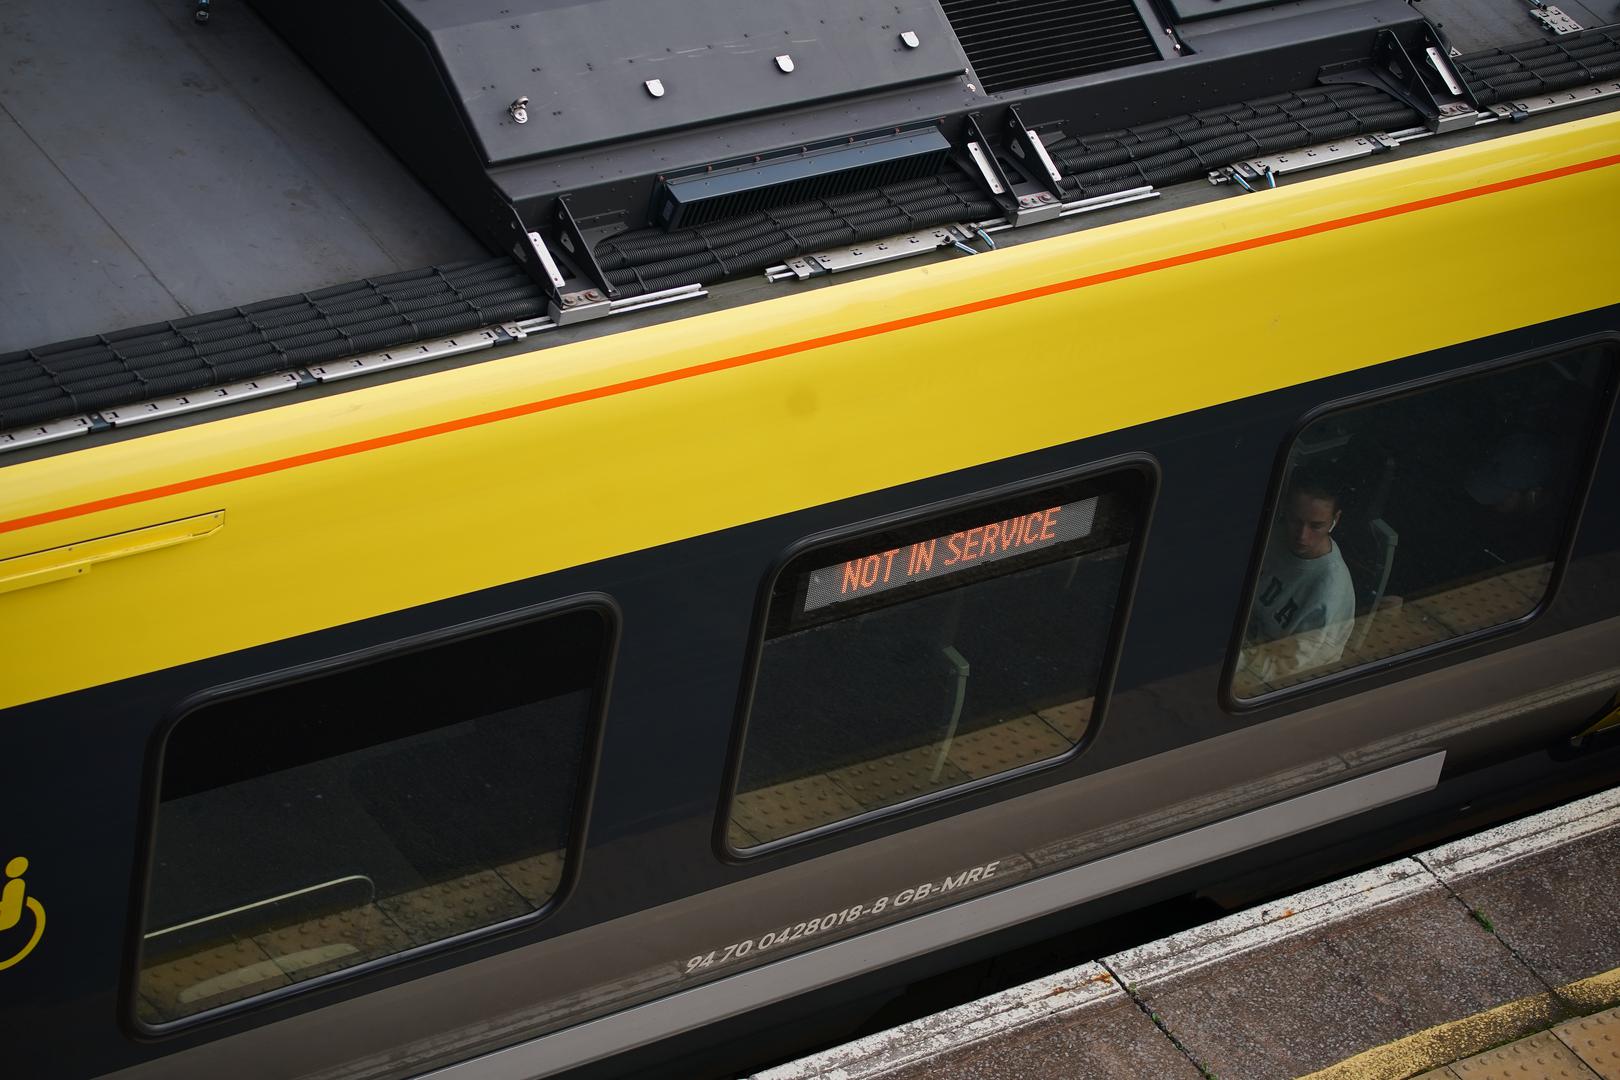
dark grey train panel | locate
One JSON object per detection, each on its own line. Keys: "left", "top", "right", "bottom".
{"left": 423, "top": 753, "right": 1449, "bottom": 1080}
{"left": 399, "top": 0, "right": 970, "bottom": 165}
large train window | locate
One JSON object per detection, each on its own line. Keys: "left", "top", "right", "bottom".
{"left": 726, "top": 465, "right": 1149, "bottom": 852}
{"left": 133, "top": 602, "right": 613, "bottom": 1028}
{"left": 1233, "top": 343, "right": 1614, "bottom": 700}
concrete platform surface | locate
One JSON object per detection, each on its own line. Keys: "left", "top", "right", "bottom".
{"left": 755, "top": 785, "right": 1620, "bottom": 1080}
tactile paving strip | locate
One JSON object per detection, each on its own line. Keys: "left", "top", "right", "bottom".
{"left": 1037, "top": 698, "right": 1094, "bottom": 743}
{"left": 830, "top": 744, "right": 972, "bottom": 811}
{"left": 252, "top": 904, "right": 412, "bottom": 983}
{"left": 729, "top": 773, "right": 867, "bottom": 846}
{"left": 1236, "top": 598, "right": 1460, "bottom": 696}
{"left": 497, "top": 850, "right": 567, "bottom": 907}
{"left": 1449, "top": 1030, "right": 1600, "bottom": 1079}
{"left": 377, "top": 870, "right": 533, "bottom": 944}
{"left": 1557, "top": 1008, "right": 1620, "bottom": 1080}
{"left": 138, "top": 937, "right": 291, "bottom": 1022}
{"left": 945, "top": 714, "right": 1075, "bottom": 780}
{"left": 1412, "top": 573, "right": 1542, "bottom": 637}
{"left": 1348, "top": 602, "right": 1452, "bottom": 664}
{"left": 1236, "top": 562, "right": 1555, "bottom": 696}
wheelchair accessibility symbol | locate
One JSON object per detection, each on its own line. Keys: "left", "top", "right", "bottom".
{"left": 0, "top": 856, "right": 45, "bottom": 971}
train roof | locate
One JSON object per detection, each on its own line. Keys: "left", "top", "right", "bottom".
{"left": 2, "top": 0, "right": 1618, "bottom": 457}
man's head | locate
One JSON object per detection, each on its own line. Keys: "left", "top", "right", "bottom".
{"left": 1279, "top": 468, "right": 1342, "bottom": 559}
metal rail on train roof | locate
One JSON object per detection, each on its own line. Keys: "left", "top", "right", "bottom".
{"left": 0, "top": 284, "right": 708, "bottom": 457}
{"left": 762, "top": 186, "right": 1161, "bottom": 283}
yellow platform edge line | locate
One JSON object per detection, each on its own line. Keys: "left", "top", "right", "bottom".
{"left": 1300, "top": 966, "right": 1620, "bottom": 1080}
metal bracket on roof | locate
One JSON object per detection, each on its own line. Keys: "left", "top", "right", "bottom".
{"left": 1057, "top": 185, "right": 1159, "bottom": 216}
{"left": 1320, "top": 27, "right": 1481, "bottom": 133}
{"left": 505, "top": 201, "right": 568, "bottom": 301}
{"left": 554, "top": 195, "right": 621, "bottom": 300}
{"left": 1529, "top": 3, "right": 1583, "bottom": 34}
{"left": 1012, "top": 191, "right": 1064, "bottom": 225}
{"left": 963, "top": 113, "right": 1018, "bottom": 216}
{"left": 1209, "top": 133, "right": 1400, "bottom": 187}
{"left": 550, "top": 282, "right": 707, "bottom": 326}
{"left": 527, "top": 231, "right": 568, "bottom": 292}
{"left": 1005, "top": 106, "right": 1065, "bottom": 198}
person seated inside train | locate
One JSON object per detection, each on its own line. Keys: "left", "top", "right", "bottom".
{"left": 1239, "top": 468, "right": 1357, "bottom": 685}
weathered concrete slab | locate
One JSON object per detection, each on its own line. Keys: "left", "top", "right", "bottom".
{"left": 1422, "top": 788, "right": 1620, "bottom": 990}
{"left": 1107, "top": 862, "right": 1549, "bottom": 1080}
{"left": 752, "top": 963, "right": 1198, "bottom": 1080}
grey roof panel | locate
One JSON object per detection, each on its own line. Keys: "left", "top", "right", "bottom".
{"left": 404, "top": 0, "right": 969, "bottom": 165}
{"left": 0, "top": 0, "right": 484, "bottom": 354}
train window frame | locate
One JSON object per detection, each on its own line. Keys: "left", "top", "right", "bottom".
{"left": 719, "top": 455, "right": 1158, "bottom": 859}
{"left": 1222, "top": 335, "right": 1618, "bottom": 711}
{"left": 125, "top": 594, "right": 619, "bottom": 1035}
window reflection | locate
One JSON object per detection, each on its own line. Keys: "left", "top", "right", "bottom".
{"left": 1236, "top": 346, "right": 1611, "bottom": 698}
{"left": 137, "top": 609, "right": 607, "bottom": 1025}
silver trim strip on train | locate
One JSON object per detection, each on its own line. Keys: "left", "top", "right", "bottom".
{"left": 420, "top": 751, "right": 1446, "bottom": 1080}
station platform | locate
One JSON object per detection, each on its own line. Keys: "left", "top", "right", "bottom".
{"left": 753, "top": 784, "right": 1620, "bottom": 1080}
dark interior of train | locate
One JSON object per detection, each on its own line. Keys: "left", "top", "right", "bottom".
{"left": 1237, "top": 344, "right": 1614, "bottom": 694}
{"left": 139, "top": 609, "right": 608, "bottom": 1023}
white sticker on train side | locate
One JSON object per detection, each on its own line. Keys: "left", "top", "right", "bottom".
{"left": 683, "top": 859, "right": 1001, "bottom": 975}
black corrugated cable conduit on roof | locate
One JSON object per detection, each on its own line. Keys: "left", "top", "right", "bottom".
{"left": 594, "top": 171, "right": 997, "bottom": 298}
{"left": 1454, "top": 25, "right": 1620, "bottom": 104}
{"left": 7, "top": 29, "right": 1612, "bottom": 434}
{"left": 595, "top": 85, "right": 1424, "bottom": 299}
{"left": 0, "top": 260, "right": 547, "bottom": 430}
{"left": 1044, "top": 85, "right": 1422, "bottom": 198}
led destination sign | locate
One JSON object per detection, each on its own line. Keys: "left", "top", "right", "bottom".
{"left": 803, "top": 496, "right": 1100, "bottom": 613}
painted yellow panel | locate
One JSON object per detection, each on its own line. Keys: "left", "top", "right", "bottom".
{"left": 1, "top": 114, "right": 1617, "bottom": 709}
{"left": 0, "top": 511, "right": 223, "bottom": 595}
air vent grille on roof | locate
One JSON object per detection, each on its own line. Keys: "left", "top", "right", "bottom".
{"left": 653, "top": 128, "right": 951, "bottom": 231}
{"left": 940, "top": 0, "right": 1162, "bottom": 95}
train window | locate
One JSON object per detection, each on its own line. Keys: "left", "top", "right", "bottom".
{"left": 133, "top": 604, "right": 612, "bottom": 1027}
{"left": 1233, "top": 343, "right": 1614, "bottom": 700}
{"left": 727, "top": 467, "right": 1149, "bottom": 852}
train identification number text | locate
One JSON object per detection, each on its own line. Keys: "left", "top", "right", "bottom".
{"left": 683, "top": 859, "right": 1001, "bottom": 976}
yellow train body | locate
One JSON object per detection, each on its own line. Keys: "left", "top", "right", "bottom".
{"left": 2, "top": 113, "right": 1618, "bottom": 713}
